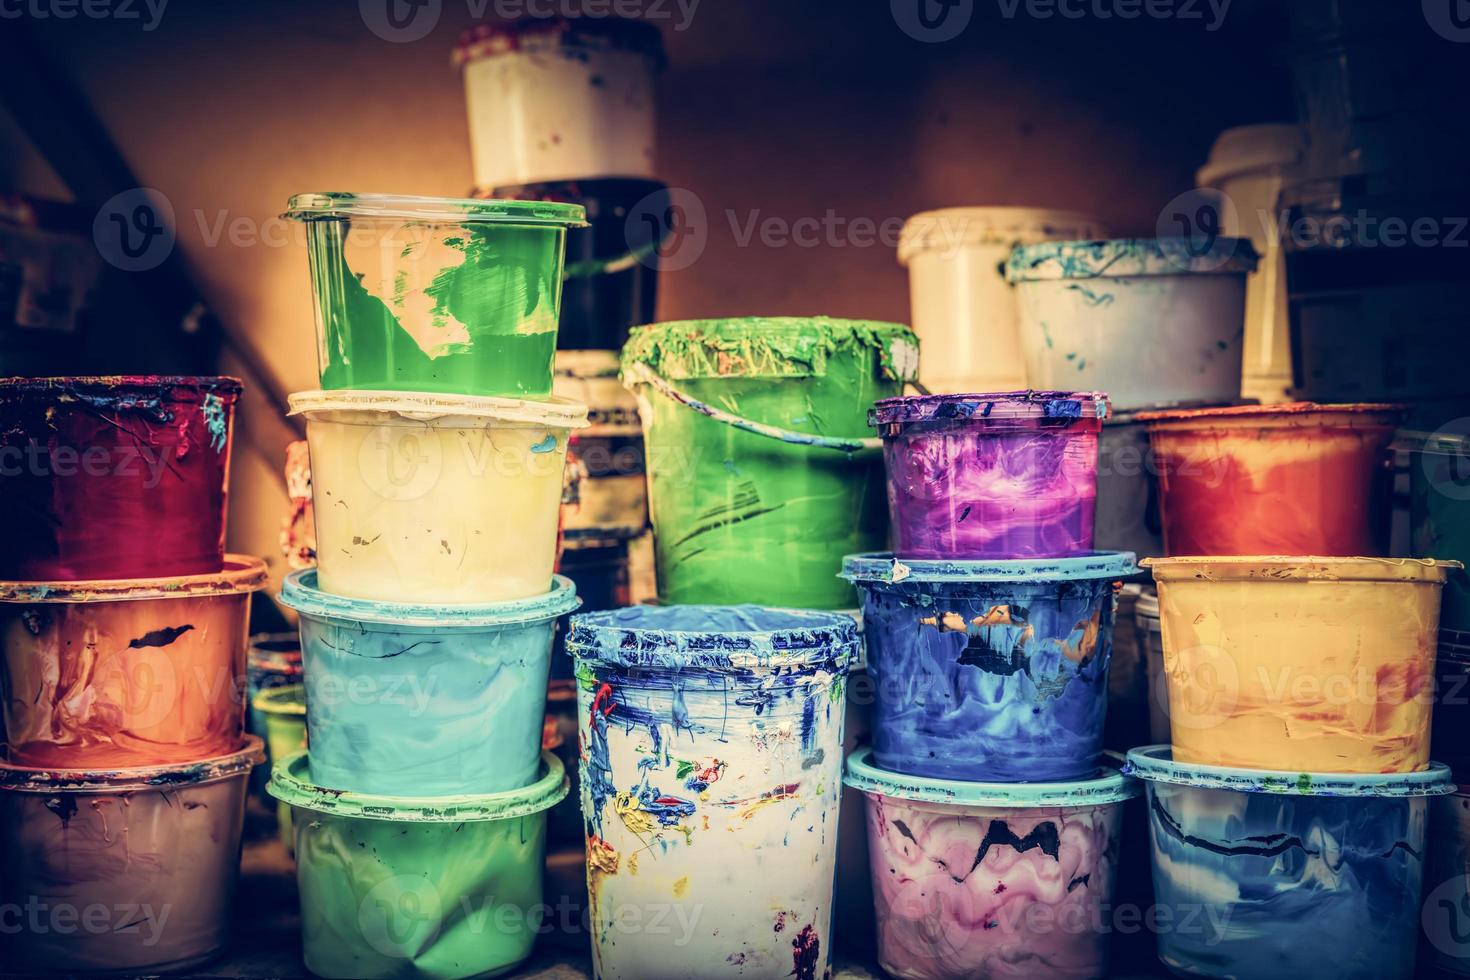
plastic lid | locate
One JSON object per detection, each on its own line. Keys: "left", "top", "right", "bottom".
{"left": 288, "top": 390, "right": 590, "bottom": 430}
{"left": 0, "top": 555, "right": 268, "bottom": 604}
{"left": 567, "top": 604, "right": 861, "bottom": 671}
{"left": 1396, "top": 428, "right": 1470, "bottom": 456}
{"left": 1136, "top": 401, "right": 1405, "bottom": 426}
{"left": 269, "top": 749, "right": 568, "bottom": 822}
{"left": 452, "top": 17, "right": 666, "bottom": 67}
{"left": 845, "top": 746, "right": 1139, "bottom": 807}
{"left": 1141, "top": 556, "right": 1463, "bottom": 584}
{"left": 279, "top": 569, "right": 580, "bottom": 631}
{"left": 1006, "top": 237, "right": 1259, "bottom": 282}
{"left": 1195, "top": 124, "right": 1306, "bottom": 188}
{"left": 842, "top": 551, "right": 1139, "bottom": 586}
{"left": 1125, "top": 745, "right": 1456, "bottom": 798}
{"left": 253, "top": 684, "right": 306, "bottom": 716}
{"left": 0, "top": 736, "right": 264, "bottom": 794}
{"left": 897, "top": 208, "right": 1107, "bottom": 264}
{"left": 870, "top": 391, "right": 1110, "bottom": 427}
{"left": 283, "top": 192, "right": 586, "bottom": 227}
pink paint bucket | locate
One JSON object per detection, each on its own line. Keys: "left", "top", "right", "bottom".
{"left": 0, "top": 737, "right": 261, "bottom": 973}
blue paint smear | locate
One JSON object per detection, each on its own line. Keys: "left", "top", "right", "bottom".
{"left": 202, "top": 393, "right": 228, "bottom": 452}
{"left": 529, "top": 434, "right": 558, "bottom": 454}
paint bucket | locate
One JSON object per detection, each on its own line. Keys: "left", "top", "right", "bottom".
{"left": 569, "top": 604, "right": 858, "bottom": 980}
{"left": 1433, "top": 629, "right": 1470, "bottom": 775}
{"left": 1402, "top": 428, "right": 1470, "bottom": 632}
{"left": 270, "top": 749, "right": 567, "bottom": 980}
{"left": 1141, "top": 556, "right": 1460, "bottom": 773}
{"left": 1140, "top": 402, "right": 1404, "bottom": 557}
{"left": 1132, "top": 589, "right": 1170, "bottom": 746}
{"left": 0, "top": 737, "right": 262, "bottom": 974}
{"left": 488, "top": 180, "right": 665, "bottom": 352}
{"left": 554, "top": 350, "right": 647, "bottom": 539}
{"left": 1006, "top": 238, "right": 1258, "bottom": 411}
{"left": 454, "top": 19, "right": 664, "bottom": 193}
{"left": 623, "top": 317, "right": 919, "bottom": 608}
{"left": 897, "top": 208, "right": 1107, "bottom": 393}
{"left": 842, "top": 551, "right": 1138, "bottom": 782}
{"left": 279, "top": 569, "right": 577, "bottom": 797}
{"left": 1424, "top": 785, "right": 1470, "bottom": 974}
{"left": 0, "top": 556, "right": 267, "bottom": 768}
{"left": 246, "top": 632, "right": 302, "bottom": 797}
{"left": 289, "top": 389, "right": 587, "bottom": 604}
{"left": 845, "top": 746, "right": 1137, "bottom": 980}
{"left": 1126, "top": 745, "right": 1454, "bottom": 980}
{"left": 0, "top": 375, "right": 241, "bottom": 580}
{"left": 1093, "top": 406, "right": 1166, "bottom": 561}
{"left": 253, "top": 684, "right": 306, "bottom": 848}
{"left": 550, "top": 536, "right": 631, "bottom": 681}
{"left": 871, "top": 391, "right": 1109, "bottom": 560}
{"left": 283, "top": 193, "right": 586, "bottom": 399}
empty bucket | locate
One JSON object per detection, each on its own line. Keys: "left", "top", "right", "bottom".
{"left": 280, "top": 569, "right": 577, "bottom": 796}
{"left": 270, "top": 749, "right": 567, "bottom": 980}
{"left": 0, "top": 556, "right": 267, "bottom": 767}
{"left": 1127, "top": 745, "right": 1454, "bottom": 980}
{"left": 290, "top": 389, "right": 587, "bottom": 604}
{"left": 284, "top": 193, "right": 586, "bottom": 399}
{"left": 1006, "top": 237, "right": 1258, "bottom": 410}
{"left": 1403, "top": 428, "right": 1470, "bottom": 631}
{"left": 624, "top": 316, "right": 918, "bottom": 608}
{"left": 1142, "top": 556, "right": 1460, "bottom": 773}
{"left": 843, "top": 550, "right": 1138, "bottom": 782}
{"left": 872, "top": 391, "right": 1109, "bottom": 559}
{"left": 0, "top": 375, "right": 241, "bottom": 580}
{"left": 845, "top": 746, "right": 1137, "bottom": 980}
{"left": 569, "top": 604, "right": 858, "bottom": 980}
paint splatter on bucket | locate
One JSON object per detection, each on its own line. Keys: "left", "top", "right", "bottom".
{"left": 280, "top": 569, "right": 577, "bottom": 797}
{"left": 0, "top": 556, "right": 267, "bottom": 767}
{"left": 871, "top": 391, "right": 1109, "bottom": 559}
{"left": 843, "top": 551, "right": 1136, "bottom": 782}
{"left": 1126, "top": 745, "right": 1454, "bottom": 980}
{"left": 568, "top": 604, "right": 858, "bottom": 980}
{"left": 845, "top": 746, "right": 1138, "bottom": 980}
{"left": 0, "top": 376, "right": 242, "bottom": 580}
{"left": 0, "top": 737, "right": 262, "bottom": 973}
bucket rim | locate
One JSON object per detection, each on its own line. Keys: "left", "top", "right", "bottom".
{"left": 1006, "top": 236, "right": 1259, "bottom": 282}
{"left": 870, "top": 390, "right": 1111, "bottom": 426}
{"left": 0, "top": 554, "right": 268, "bottom": 603}
{"left": 280, "top": 569, "right": 579, "bottom": 630}
{"left": 845, "top": 746, "right": 1139, "bottom": 806}
{"left": 283, "top": 192, "right": 587, "bottom": 227}
{"left": 268, "top": 749, "right": 568, "bottom": 821}
{"left": 896, "top": 208, "right": 1107, "bottom": 263}
{"left": 1124, "top": 745, "right": 1456, "bottom": 797}
{"left": 1395, "top": 428, "right": 1470, "bottom": 455}
{"left": 1141, "top": 555, "right": 1463, "bottom": 582}
{"left": 842, "top": 551, "right": 1139, "bottom": 585}
{"left": 252, "top": 684, "right": 306, "bottom": 716}
{"left": 0, "top": 375, "right": 245, "bottom": 399}
{"left": 452, "top": 16, "right": 667, "bottom": 68}
{"left": 288, "top": 389, "right": 590, "bottom": 429}
{"left": 0, "top": 736, "right": 263, "bottom": 793}
{"left": 567, "top": 604, "right": 860, "bottom": 671}
{"left": 1137, "top": 401, "right": 1406, "bottom": 426}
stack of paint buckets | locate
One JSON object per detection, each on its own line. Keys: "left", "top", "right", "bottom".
{"left": 0, "top": 376, "right": 267, "bottom": 973}
{"left": 265, "top": 192, "right": 592, "bottom": 979}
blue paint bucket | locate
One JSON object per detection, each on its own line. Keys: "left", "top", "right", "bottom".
{"left": 1125, "top": 745, "right": 1454, "bottom": 980}
{"left": 842, "top": 551, "right": 1137, "bottom": 782}
{"left": 279, "top": 569, "right": 579, "bottom": 796}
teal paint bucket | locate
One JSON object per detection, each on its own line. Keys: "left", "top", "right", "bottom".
{"left": 279, "top": 570, "right": 579, "bottom": 796}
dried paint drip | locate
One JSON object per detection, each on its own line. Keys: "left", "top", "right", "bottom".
{"left": 569, "top": 605, "right": 858, "bottom": 980}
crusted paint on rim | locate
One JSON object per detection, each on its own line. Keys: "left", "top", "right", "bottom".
{"left": 0, "top": 555, "right": 268, "bottom": 604}
{"left": 1141, "top": 555, "right": 1462, "bottom": 584}
{"left": 841, "top": 550, "right": 1139, "bottom": 586}
{"left": 1137, "top": 401, "right": 1406, "bottom": 427}
{"left": 283, "top": 192, "right": 586, "bottom": 227}
{"left": 870, "top": 390, "right": 1111, "bottom": 427}
{"left": 845, "top": 746, "right": 1138, "bottom": 807}
{"left": 1124, "top": 745, "right": 1456, "bottom": 798}
{"left": 0, "top": 737, "right": 264, "bottom": 793}
{"left": 288, "top": 390, "right": 589, "bottom": 429}
{"left": 1006, "top": 236, "right": 1259, "bottom": 282}
{"left": 280, "top": 569, "right": 579, "bottom": 631}
{"left": 566, "top": 604, "right": 860, "bottom": 671}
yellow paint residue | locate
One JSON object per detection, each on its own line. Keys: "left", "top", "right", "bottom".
{"left": 614, "top": 792, "right": 658, "bottom": 837}
{"left": 628, "top": 852, "right": 639, "bottom": 876}
{"left": 673, "top": 876, "right": 689, "bottom": 897}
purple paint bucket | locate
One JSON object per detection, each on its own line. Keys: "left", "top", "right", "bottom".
{"left": 871, "top": 392, "right": 1110, "bottom": 559}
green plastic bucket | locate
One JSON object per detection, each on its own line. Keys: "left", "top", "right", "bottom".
{"left": 253, "top": 684, "right": 306, "bottom": 850}
{"left": 623, "top": 317, "right": 919, "bottom": 608}
{"left": 269, "top": 749, "right": 567, "bottom": 980}
{"left": 284, "top": 193, "right": 587, "bottom": 399}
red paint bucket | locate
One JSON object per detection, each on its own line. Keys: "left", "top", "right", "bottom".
{"left": 0, "top": 376, "right": 242, "bottom": 580}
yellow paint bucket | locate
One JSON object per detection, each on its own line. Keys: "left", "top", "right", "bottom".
{"left": 1141, "top": 556, "right": 1462, "bottom": 773}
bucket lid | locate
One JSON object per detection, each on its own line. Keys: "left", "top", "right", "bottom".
{"left": 1125, "top": 745, "right": 1456, "bottom": 798}
{"left": 452, "top": 17, "right": 666, "bottom": 68}
{"left": 283, "top": 192, "right": 586, "bottom": 227}
{"left": 870, "top": 391, "right": 1110, "bottom": 427}
{"left": 845, "top": 746, "right": 1139, "bottom": 807}
{"left": 567, "top": 604, "right": 861, "bottom": 671}
{"left": 0, "top": 555, "right": 268, "bottom": 604}
{"left": 0, "top": 736, "right": 264, "bottom": 794}
{"left": 1006, "top": 237, "right": 1259, "bottom": 282}
{"left": 1141, "top": 556, "right": 1463, "bottom": 584}
{"left": 253, "top": 684, "right": 306, "bottom": 716}
{"left": 280, "top": 570, "right": 579, "bottom": 631}
{"left": 842, "top": 551, "right": 1140, "bottom": 586}
{"left": 269, "top": 749, "right": 568, "bottom": 821}
{"left": 1195, "top": 124, "right": 1306, "bottom": 188}
{"left": 1396, "top": 428, "right": 1470, "bottom": 456}
{"left": 896, "top": 208, "right": 1107, "bottom": 264}
{"left": 1137, "top": 401, "right": 1405, "bottom": 427}
{"left": 621, "top": 317, "right": 920, "bottom": 383}
{"left": 0, "top": 375, "right": 244, "bottom": 404}
{"left": 287, "top": 390, "right": 590, "bottom": 430}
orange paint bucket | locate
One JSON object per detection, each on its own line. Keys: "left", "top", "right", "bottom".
{"left": 1139, "top": 402, "right": 1403, "bottom": 556}
{"left": 0, "top": 556, "right": 267, "bottom": 767}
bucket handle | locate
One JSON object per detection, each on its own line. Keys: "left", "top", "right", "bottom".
{"left": 625, "top": 361, "right": 885, "bottom": 453}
